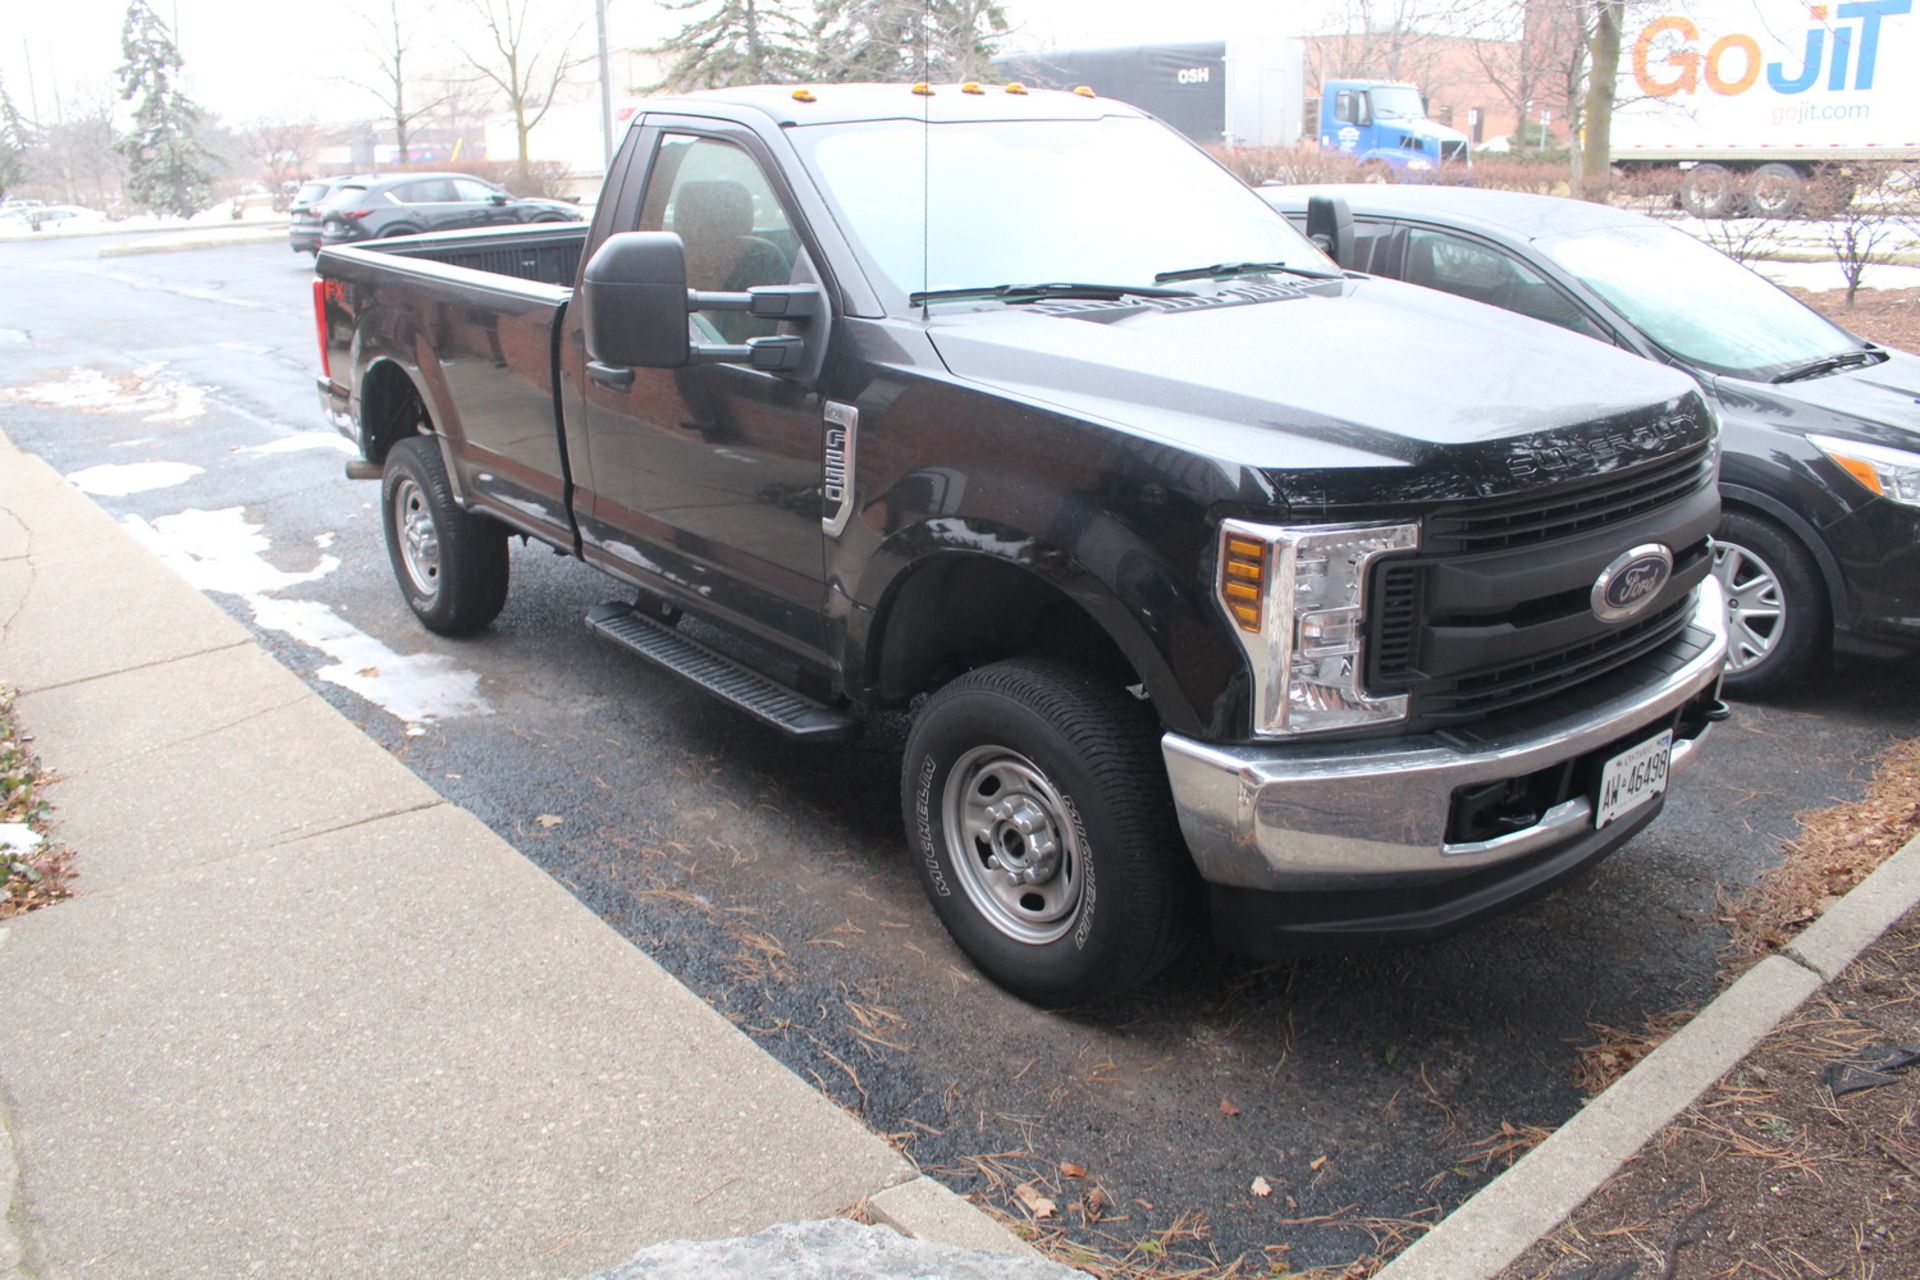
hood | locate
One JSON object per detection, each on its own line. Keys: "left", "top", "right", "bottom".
{"left": 1715, "top": 347, "right": 1920, "bottom": 451}
{"left": 925, "top": 276, "right": 1710, "bottom": 511}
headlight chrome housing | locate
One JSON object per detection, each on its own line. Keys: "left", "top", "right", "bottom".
{"left": 1217, "top": 519, "right": 1421, "bottom": 737}
{"left": 1809, "top": 433, "right": 1920, "bottom": 507}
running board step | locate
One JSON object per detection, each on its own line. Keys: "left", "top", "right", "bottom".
{"left": 586, "top": 602, "right": 859, "bottom": 743}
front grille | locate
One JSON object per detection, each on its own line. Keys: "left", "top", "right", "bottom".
{"left": 1412, "top": 596, "right": 1694, "bottom": 722}
{"left": 1426, "top": 445, "right": 1713, "bottom": 555}
{"left": 1373, "top": 562, "right": 1423, "bottom": 679}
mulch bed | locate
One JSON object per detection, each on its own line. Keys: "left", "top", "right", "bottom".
{"left": 1499, "top": 907, "right": 1920, "bottom": 1280}
{"left": 1791, "top": 286, "right": 1920, "bottom": 353}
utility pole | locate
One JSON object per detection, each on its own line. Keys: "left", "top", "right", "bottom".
{"left": 595, "top": 0, "right": 613, "bottom": 171}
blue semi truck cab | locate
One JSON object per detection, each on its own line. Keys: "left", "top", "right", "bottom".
{"left": 1318, "top": 79, "right": 1472, "bottom": 176}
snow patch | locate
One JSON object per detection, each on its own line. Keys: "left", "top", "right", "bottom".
{"left": 0, "top": 823, "right": 43, "bottom": 856}
{"left": 0, "top": 362, "right": 209, "bottom": 424}
{"left": 121, "top": 506, "right": 488, "bottom": 725}
{"left": 242, "top": 431, "right": 357, "bottom": 457}
{"left": 123, "top": 507, "right": 338, "bottom": 596}
{"left": 67, "top": 461, "right": 204, "bottom": 496}
{"left": 250, "top": 597, "right": 489, "bottom": 724}
{"left": 0, "top": 329, "right": 27, "bottom": 346}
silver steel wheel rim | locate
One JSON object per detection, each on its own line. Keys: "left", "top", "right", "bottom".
{"left": 392, "top": 476, "right": 441, "bottom": 598}
{"left": 1712, "top": 540, "right": 1786, "bottom": 673}
{"left": 941, "top": 745, "right": 1083, "bottom": 946}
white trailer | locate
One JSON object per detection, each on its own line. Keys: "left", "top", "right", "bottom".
{"left": 1611, "top": 0, "right": 1919, "bottom": 215}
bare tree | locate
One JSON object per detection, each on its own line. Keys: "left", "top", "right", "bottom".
{"left": 0, "top": 76, "right": 30, "bottom": 200}
{"left": 29, "top": 90, "right": 125, "bottom": 209}
{"left": 241, "top": 117, "right": 319, "bottom": 199}
{"left": 1820, "top": 163, "right": 1917, "bottom": 307}
{"left": 1304, "top": 0, "right": 1462, "bottom": 95}
{"left": 457, "top": 0, "right": 587, "bottom": 168}
{"left": 342, "top": 0, "right": 444, "bottom": 164}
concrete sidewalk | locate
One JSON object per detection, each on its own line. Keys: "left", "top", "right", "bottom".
{"left": 0, "top": 430, "right": 1032, "bottom": 1277}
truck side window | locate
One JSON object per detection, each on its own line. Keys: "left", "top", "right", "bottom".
{"left": 1404, "top": 228, "right": 1608, "bottom": 343}
{"left": 638, "top": 134, "right": 801, "bottom": 342}
{"left": 1334, "top": 91, "right": 1354, "bottom": 125}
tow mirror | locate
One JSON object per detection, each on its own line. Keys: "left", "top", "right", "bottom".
{"left": 583, "top": 231, "right": 693, "bottom": 375}
{"left": 582, "top": 230, "right": 825, "bottom": 390}
{"left": 1306, "top": 195, "right": 1355, "bottom": 270}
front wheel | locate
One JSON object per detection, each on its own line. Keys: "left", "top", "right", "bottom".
{"left": 1713, "top": 511, "right": 1828, "bottom": 696}
{"left": 901, "top": 659, "right": 1195, "bottom": 1006}
{"left": 382, "top": 436, "right": 510, "bottom": 635}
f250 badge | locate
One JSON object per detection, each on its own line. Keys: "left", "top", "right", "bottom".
{"left": 1592, "top": 544, "right": 1674, "bottom": 623}
{"left": 821, "top": 402, "right": 858, "bottom": 537}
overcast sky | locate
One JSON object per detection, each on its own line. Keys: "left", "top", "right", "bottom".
{"left": 1, "top": 0, "right": 1334, "bottom": 126}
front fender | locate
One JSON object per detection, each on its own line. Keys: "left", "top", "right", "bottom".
{"left": 848, "top": 512, "right": 1218, "bottom": 738}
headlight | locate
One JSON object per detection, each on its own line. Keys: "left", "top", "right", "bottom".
{"left": 1406, "top": 157, "right": 1433, "bottom": 171}
{"left": 1808, "top": 434, "right": 1920, "bottom": 507}
{"left": 1217, "top": 519, "right": 1420, "bottom": 737}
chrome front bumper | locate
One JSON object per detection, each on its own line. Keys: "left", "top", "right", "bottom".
{"left": 1162, "top": 578, "right": 1728, "bottom": 892}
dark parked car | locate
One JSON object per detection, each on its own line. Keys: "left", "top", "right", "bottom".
{"left": 318, "top": 172, "right": 582, "bottom": 245}
{"left": 1262, "top": 184, "right": 1920, "bottom": 695}
{"left": 289, "top": 176, "right": 366, "bottom": 254}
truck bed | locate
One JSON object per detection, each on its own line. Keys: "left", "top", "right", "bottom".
{"left": 317, "top": 223, "right": 590, "bottom": 547}
{"left": 361, "top": 222, "right": 589, "bottom": 289}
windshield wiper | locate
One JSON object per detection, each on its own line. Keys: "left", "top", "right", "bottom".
{"left": 1153, "top": 260, "right": 1343, "bottom": 284}
{"left": 1771, "top": 348, "right": 1886, "bottom": 383}
{"left": 909, "top": 281, "right": 1197, "bottom": 306}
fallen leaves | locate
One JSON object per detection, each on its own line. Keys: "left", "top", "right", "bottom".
{"left": 1014, "top": 1181, "right": 1057, "bottom": 1219}
{"left": 1059, "top": 1161, "right": 1087, "bottom": 1178}
{"left": 1309, "top": 1154, "right": 1329, "bottom": 1171}
{"left": 1219, "top": 1097, "right": 1240, "bottom": 1117}
{"left": 1251, "top": 1176, "right": 1273, "bottom": 1198}
{"left": 535, "top": 814, "right": 565, "bottom": 829}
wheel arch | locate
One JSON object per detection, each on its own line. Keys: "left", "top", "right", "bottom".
{"left": 1718, "top": 483, "right": 1848, "bottom": 621}
{"left": 851, "top": 526, "right": 1204, "bottom": 737}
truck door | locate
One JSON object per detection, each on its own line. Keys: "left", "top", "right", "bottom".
{"left": 567, "top": 125, "right": 831, "bottom": 660}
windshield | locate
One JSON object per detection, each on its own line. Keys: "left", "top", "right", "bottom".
{"left": 1369, "top": 85, "right": 1426, "bottom": 120}
{"left": 792, "top": 115, "right": 1326, "bottom": 311}
{"left": 1538, "top": 222, "right": 1866, "bottom": 379}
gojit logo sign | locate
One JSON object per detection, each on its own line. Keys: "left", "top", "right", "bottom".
{"left": 1632, "top": 0, "right": 1910, "bottom": 98}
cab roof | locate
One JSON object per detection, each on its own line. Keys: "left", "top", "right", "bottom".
{"left": 634, "top": 82, "right": 1151, "bottom": 128}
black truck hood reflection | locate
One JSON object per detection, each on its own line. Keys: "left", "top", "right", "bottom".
{"left": 924, "top": 277, "right": 1712, "bottom": 512}
{"left": 1716, "top": 347, "right": 1920, "bottom": 450}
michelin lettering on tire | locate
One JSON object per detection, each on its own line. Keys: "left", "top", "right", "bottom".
{"left": 914, "top": 754, "right": 949, "bottom": 896}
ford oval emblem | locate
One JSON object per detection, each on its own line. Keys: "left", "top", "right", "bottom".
{"left": 1592, "top": 544, "right": 1674, "bottom": 623}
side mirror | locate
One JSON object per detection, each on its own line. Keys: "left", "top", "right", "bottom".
{"left": 582, "top": 231, "right": 692, "bottom": 370}
{"left": 488, "top": 192, "right": 510, "bottom": 206}
{"left": 1306, "top": 195, "right": 1355, "bottom": 270}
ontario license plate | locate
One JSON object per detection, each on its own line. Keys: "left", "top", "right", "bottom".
{"left": 1595, "top": 729, "right": 1674, "bottom": 829}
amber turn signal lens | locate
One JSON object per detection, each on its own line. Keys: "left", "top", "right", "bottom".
{"left": 1222, "top": 535, "right": 1266, "bottom": 632}
{"left": 1831, "top": 453, "right": 1883, "bottom": 495}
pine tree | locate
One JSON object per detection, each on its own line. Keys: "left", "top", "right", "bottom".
{"left": 0, "top": 77, "right": 29, "bottom": 202}
{"left": 813, "top": 0, "right": 1006, "bottom": 83}
{"left": 645, "top": 0, "right": 817, "bottom": 92}
{"left": 113, "top": 0, "right": 216, "bottom": 218}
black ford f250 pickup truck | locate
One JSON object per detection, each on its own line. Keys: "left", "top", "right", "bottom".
{"left": 316, "top": 84, "right": 1730, "bottom": 1005}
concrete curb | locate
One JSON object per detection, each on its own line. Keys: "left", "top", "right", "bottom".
{"left": 1376, "top": 831, "right": 1920, "bottom": 1280}
{"left": 97, "top": 228, "right": 290, "bottom": 257}
{"left": 0, "top": 218, "right": 288, "bottom": 246}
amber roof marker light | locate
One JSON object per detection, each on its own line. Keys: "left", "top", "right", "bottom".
{"left": 791, "top": 88, "right": 817, "bottom": 102}
{"left": 1072, "top": 85, "right": 1097, "bottom": 98}
{"left": 1004, "top": 82, "right": 1029, "bottom": 95}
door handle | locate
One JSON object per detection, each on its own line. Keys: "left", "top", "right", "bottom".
{"left": 587, "top": 361, "right": 634, "bottom": 391}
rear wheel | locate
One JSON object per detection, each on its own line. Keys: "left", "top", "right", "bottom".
{"left": 1745, "top": 163, "right": 1805, "bottom": 218}
{"left": 1713, "top": 510, "right": 1827, "bottom": 696}
{"left": 1681, "top": 163, "right": 1741, "bottom": 219}
{"left": 381, "top": 436, "right": 510, "bottom": 635}
{"left": 901, "top": 659, "right": 1195, "bottom": 1006}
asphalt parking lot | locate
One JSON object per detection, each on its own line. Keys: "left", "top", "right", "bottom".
{"left": 4, "top": 232, "right": 1916, "bottom": 1270}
